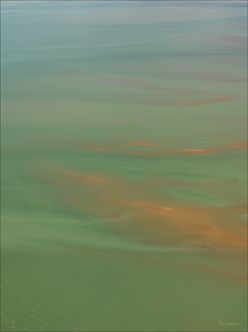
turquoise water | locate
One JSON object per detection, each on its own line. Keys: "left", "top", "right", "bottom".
{"left": 1, "top": 1, "right": 247, "bottom": 331}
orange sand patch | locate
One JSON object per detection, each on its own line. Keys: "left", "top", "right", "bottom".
{"left": 174, "top": 148, "right": 217, "bottom": 155}
{"left": 49, "top": 167, "right": 112, "bottom": 187}
{"left": 128, "top": 140, "right": 160, "bottom": 148}
{"left": 111, "top": 198, "right": 247, "bottom": 250}
{"left": 62, "top": 139, "right": 247, "bottom": 159}
{"left": 39, "top": 164, "right": 247, "bottom": 251}
{"left": 224, "top": 141, "right": 248, "bottom": 151}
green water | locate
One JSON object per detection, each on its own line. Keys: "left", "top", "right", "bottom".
{"left": 1, "top": 1, "right": 247, "bottom": 331}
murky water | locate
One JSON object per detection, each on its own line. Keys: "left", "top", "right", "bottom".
{"left": 1, "top": 1, "right": 247, "bottom": 331}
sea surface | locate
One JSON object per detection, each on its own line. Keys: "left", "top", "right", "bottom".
{"left": 1, "top": 1, "right": 247, "bottom": 331}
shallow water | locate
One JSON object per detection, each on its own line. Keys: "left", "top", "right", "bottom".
{"left": 1, "top": 1, "right": 247, "bottom": 331}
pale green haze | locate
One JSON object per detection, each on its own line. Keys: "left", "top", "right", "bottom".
{"left": 1, "top": 1, "right": 247, "bottom": 331}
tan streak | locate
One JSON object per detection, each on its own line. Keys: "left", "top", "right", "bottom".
{"left": 128, "top": 140, "right": 160, "bottom": 148}
{"left": 63, "top": 139, "right": 247, "bottom": 159}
